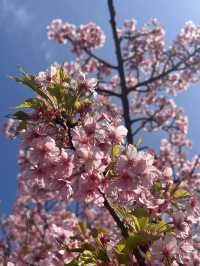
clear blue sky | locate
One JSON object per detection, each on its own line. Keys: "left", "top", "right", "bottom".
{"left": 1, "top": 0, "right": 200, "bottom": 214}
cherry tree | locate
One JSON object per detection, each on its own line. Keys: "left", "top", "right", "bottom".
{"left": 1, "top": 0, "right": 200, "bottom": 265}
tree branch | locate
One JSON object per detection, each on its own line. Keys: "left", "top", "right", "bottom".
{"left": 99, "top": 190, "right": 146, "bottom": 266}
{"left": 84, "top": 48, "right": 118, "bottom": 70}
{"left": 66, "top": 36, "right": 118, "bottom": 69}
{"left": 99, "top": 189, "right": 128, "bottom": 238}
{"left": 107, "top": 0, "right": 133, "bottom": 144}
{"left": 131, "top": 117, "right": 149, "bottom": 124}
{"left": 96, "top": 86, "right": 121, "bottom": 97}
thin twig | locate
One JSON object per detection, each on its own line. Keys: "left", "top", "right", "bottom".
{"left": 84, "top": 48, "right": 118, "bottom": 70}
{"left": 127, "top": 48, "right": 200, "bottom": 93}
{"left": 96, "top": 87, "right": 121, "bottom": 97}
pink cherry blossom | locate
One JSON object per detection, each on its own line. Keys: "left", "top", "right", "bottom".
{"left": 2, "top": 1, "right": 200, "bottom": 264}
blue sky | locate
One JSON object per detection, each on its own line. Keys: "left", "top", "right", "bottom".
{"left": 1, "top": 0, "right": 200, "bottom": 214}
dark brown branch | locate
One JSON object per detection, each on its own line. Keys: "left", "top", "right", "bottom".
{"left": 96, "top": 87, "right": 121, "bottom": 97}
{"left": 100, "top": 190, "right": 128, "bottom": 238}
{"left": 107, "top": 0, "right": 133, "bottom": 144}
{"left": 67, "top": 125, "right": 75, "bottom": 150}
{"left": 138, "top": 146, "right": 149, "bottom": 151}
{"left": 127, "top": 87, "right": 150, "bottom": 93}
{"left": 131, "top": 117, "right": 149, "bottom": 124}
{"left": 99, "top": 189, "right": 146, "bottom": 266}
{"left": 66, "top": 36, "right": 117, "bottom": 70}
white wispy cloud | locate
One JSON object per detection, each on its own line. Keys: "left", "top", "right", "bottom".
{"left": 0, "top": 0, "right": 32, "bottom": 28}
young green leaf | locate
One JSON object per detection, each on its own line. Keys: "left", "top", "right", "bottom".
{"left": 173, "top": 189, "right": 191, "bottom": 199}
{"left": 16, "top": 98, "right": 45, "bottom": 109}
{"left": 13, "top": 111, "right": 30, "bottom": 121}
{"left": 111, "top": 143, "right": 120, "bottom": 161}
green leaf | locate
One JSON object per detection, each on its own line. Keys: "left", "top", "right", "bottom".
{"left": 13, "top": 111, "right": 30, "bottom": 121}
{"left": 95, "top": 247, "right": 109, "bottom": 262}
{"left": 131, "top": 215, "right": 141, "bottom": 232}
{"left": 74, "top": 98, "right": 92, "bottom": 110}
{"left": 64, "top": 93, "right": 76, "bottom": 110}
{"left": 55, "top": 66, "right": 69, "bottom": 84}
{"left": 132, "top": 208, "right": 149, "bottom": 229}
{"left": 120, "top": 233, "right": 158, "bottom": 253}
{"left": 65, "top": 242, "right": 108, "bottom": 265}
{"left": 114, "top": 206, "right": 150, "bottom": 232}
{"left": 114, "top": 232, "right": 158, "bottom": 264}
{"left": 16, "top": 98, "right": 45, "bottom": 109}
{"left": 95, "top": 237, "right": 104, "bottom": 249}
{"left": 115, "top": 242, "right": 126, "bottom": 254}
{"left": 132, "top": 208, "right": 149, "bottom": 219}
{"left": 152, "top": 180, "right": 162, "bottom": 194}
{"left": 8, "top": 75, "right": 23, "bottom": 83}
{"left": 127, "top": 233, "right": 158, "bottom": 250}
{"left": 155, "top": 220, "right": 171, "bottom": 234}
{"left": 111, "top": 144, "right": 120, "bottom": 161}
{"left": 9, "top": 69, "right": 56, "bottom": 107}
{"left": 78, "top": 250, "right": 97, "bottom": 265}
{"left": 115, "top": 242, "right": 128, "bottom": 264}
{"left": 10, "top": 73, "right": 39, "bottom": 94}
{"left": 115, "top": 253, "right": 128, "bottom": 265}
{"left": 173, "top": 189, "right": 191, "bottom": 199}
{"left": 114, "top": 206, "right": 130, "bottom": 221}
{"left": 48, "top": 84, "right": 65, "bottom": 105}
{"left": 78, "top": 222, "right": 86, "bottom": 236}
{"left": 16, "top": 65, "right": 28, "bottom": 76}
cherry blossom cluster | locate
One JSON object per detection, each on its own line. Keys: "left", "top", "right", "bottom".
{"left": 0, "top": 198, "right": 79, "bottom": 265}
{"left": 2, "top": 0, "right": 200, "bottom": 264}
{"left": 1, "top": 197, "right": 113, "bottom": 265}
{"left": 1, "top": 193, "right": 123, "bottom": 265}
{"left": 2, "top": 63, "right": 200, "bottom": 265}
{"left": 48, "top": 19, "right": 105, "bottom": 55}
{"left": 120, "top": 19, "right": 200, "bottom": 95}
{"left": 2, "top": 118, "right": 17, "bottom": 139}
{"left": 122, "top": 18, "right": 166, "bottom": 72}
